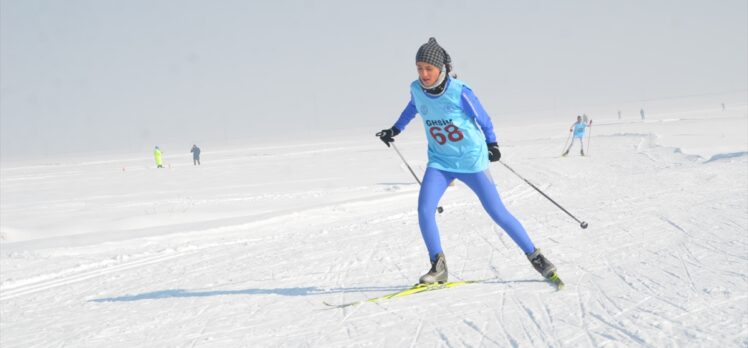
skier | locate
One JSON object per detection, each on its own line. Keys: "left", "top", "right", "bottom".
{"left": 562, "top": 115, "right": 591, "bottom": 156}
{"left": 376, "top": 37, "right": 558, "bottom": 285}
{"left": 153, "top": 146, "right": 163, "bottom": 168}
{"left": 190, "top": 144, "right": 201, "bottom": 166}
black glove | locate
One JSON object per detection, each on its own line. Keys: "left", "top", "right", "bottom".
{"left": 487, "top": 142, "right": 501, "bottom": 162}
{"left": 376, "top": 127, "right": 400, "bottom": 147}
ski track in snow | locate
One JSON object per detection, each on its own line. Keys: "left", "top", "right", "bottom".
{"left": 1, "top": 116, "right": 747, "bottom": 347}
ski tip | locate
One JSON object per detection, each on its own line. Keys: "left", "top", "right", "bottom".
{"left": 323, "top": 299, "right": 362, "bottom": 308}
{"left": 548, "top": 273, "right": 565, "bottom": 290}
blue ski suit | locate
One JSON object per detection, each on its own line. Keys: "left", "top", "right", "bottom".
{"left": 393, "top": 78, "right": 536, "bottom": 261}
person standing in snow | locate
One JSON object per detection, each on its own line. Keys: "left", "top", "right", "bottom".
{"left": 154, "top": 146, "right": 163, "bottom": 168}
{"left": 562, "top": 115, "right": 591, "bottom": 156}
{"left": 190, "top": 144, "right": 201, "bottom": 166}
{"left": 376, "top": 37, "right": 558, "bottom": 285}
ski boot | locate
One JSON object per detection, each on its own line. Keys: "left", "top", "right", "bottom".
{"left": 419, "top": 252, "right": 448, "bottom": 284}
{"left": 527, "top": 248, "right": 564, "bottom": 289}
{"left": 562, "top": 150, "right": 569, "bottom": 157}
{"left": 580, "top": 149, "right": 585, "bottom": 156}
{"left": 527, "top": 248, "right": 557, "bottom": 278}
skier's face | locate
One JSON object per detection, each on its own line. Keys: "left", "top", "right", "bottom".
{"left": 417, "top": 62, "right": 441, "bottom": 86}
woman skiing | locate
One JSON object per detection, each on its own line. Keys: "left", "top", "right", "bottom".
{"left": 376, "top": 37, "right": 560, "bottom": 285}
{"left": 562, "top": 115, "right": 591, "bottom": 156}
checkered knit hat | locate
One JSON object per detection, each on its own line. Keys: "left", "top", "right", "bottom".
{"left": 416, "top": 37, "right": 452, "bottom": 73}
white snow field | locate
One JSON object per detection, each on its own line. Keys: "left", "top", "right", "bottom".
{"left": 1, "top": 106, "right": 747, "bottom": 347}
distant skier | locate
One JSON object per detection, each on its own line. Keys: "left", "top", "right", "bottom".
{"left": 190, "top": 144, "right": 201, "bottom": 166}
{"left": 562, "top": 115, "right": 591, "bottom": 156}
{"left": 154, "top": 146, "right": 163, "bottom": 168}
{"left": 376, "top": 37, "right": 559, "bottom": 286}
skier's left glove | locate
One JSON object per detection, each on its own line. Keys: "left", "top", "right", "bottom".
{"left": 376, "top": 127, "right": 400, "bottom": 147}
{"left": 487, "top": 142, "right": 501, "bottom": 162}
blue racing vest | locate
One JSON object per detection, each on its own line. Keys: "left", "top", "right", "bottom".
{"left": 410, "top": 78, "right": 488, "bottom": 173}
{"left": 573, "top": 122, "right": 587, "bottom": 138}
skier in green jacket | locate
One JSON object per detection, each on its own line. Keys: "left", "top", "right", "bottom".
{"left": 154, "top": 146, "right": 163, "bottom": 168}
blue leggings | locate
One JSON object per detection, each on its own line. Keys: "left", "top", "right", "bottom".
{"left": 418, "top": 167, "right": 536, "bottom": 261}
{"left": 568, "top": 136, "right": 584, "bottom": 151}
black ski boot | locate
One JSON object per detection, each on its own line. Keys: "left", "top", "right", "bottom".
{"left": 419, "top": 252, "right": 448, "bottom": 284}
{"left": 527, "top": 248, "right": 557, "bottom": 279}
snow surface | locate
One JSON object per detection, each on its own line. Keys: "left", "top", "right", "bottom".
{"left": 1, "top": 106, "right": 747, "bottom": 347}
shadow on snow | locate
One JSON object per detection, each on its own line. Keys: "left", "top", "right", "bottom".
{"left": 90, "top": 285, "right": 402, "bottom": 303}
{"left": 90, "top": 279, "right": 542, "bottom": 303}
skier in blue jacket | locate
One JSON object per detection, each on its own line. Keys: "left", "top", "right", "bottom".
{"left": 562, "top": 115, "right": 591, "bottom": 156}
{"left": 376, "top": 37, "right": 558, "bottom": 285}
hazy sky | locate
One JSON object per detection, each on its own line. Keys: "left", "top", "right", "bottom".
{"left": 1, "top": 0, "right": 746, "bottom": 159}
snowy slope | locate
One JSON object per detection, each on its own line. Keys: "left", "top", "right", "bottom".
{"left": 1, "top": 108, "right": 747, "bottom": 347}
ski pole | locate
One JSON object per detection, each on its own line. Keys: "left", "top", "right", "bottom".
{"left": 561, "top": 132, "right": 572, "bottom": 155}
{"left": 391, "top": 143, "right": 444, "bottom": 214}
{"left": 499, "top": 161, "right": 588, "bottom": 229}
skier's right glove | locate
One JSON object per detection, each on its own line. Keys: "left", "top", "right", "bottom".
{"left": 376, "top": 127, "right": 400, "bottom": 147}
{"left": 487, "top": 142, "right": 501, "bottom": 162}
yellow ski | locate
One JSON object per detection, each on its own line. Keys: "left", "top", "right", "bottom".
{"left": 548, "top": 272, "right": 565, "bottom": 290}
{"left": 323, "top": 280, "right": 477, "bottom": 309}
{"left": 323, "top": 274, "right": 564, "bottom": 309}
